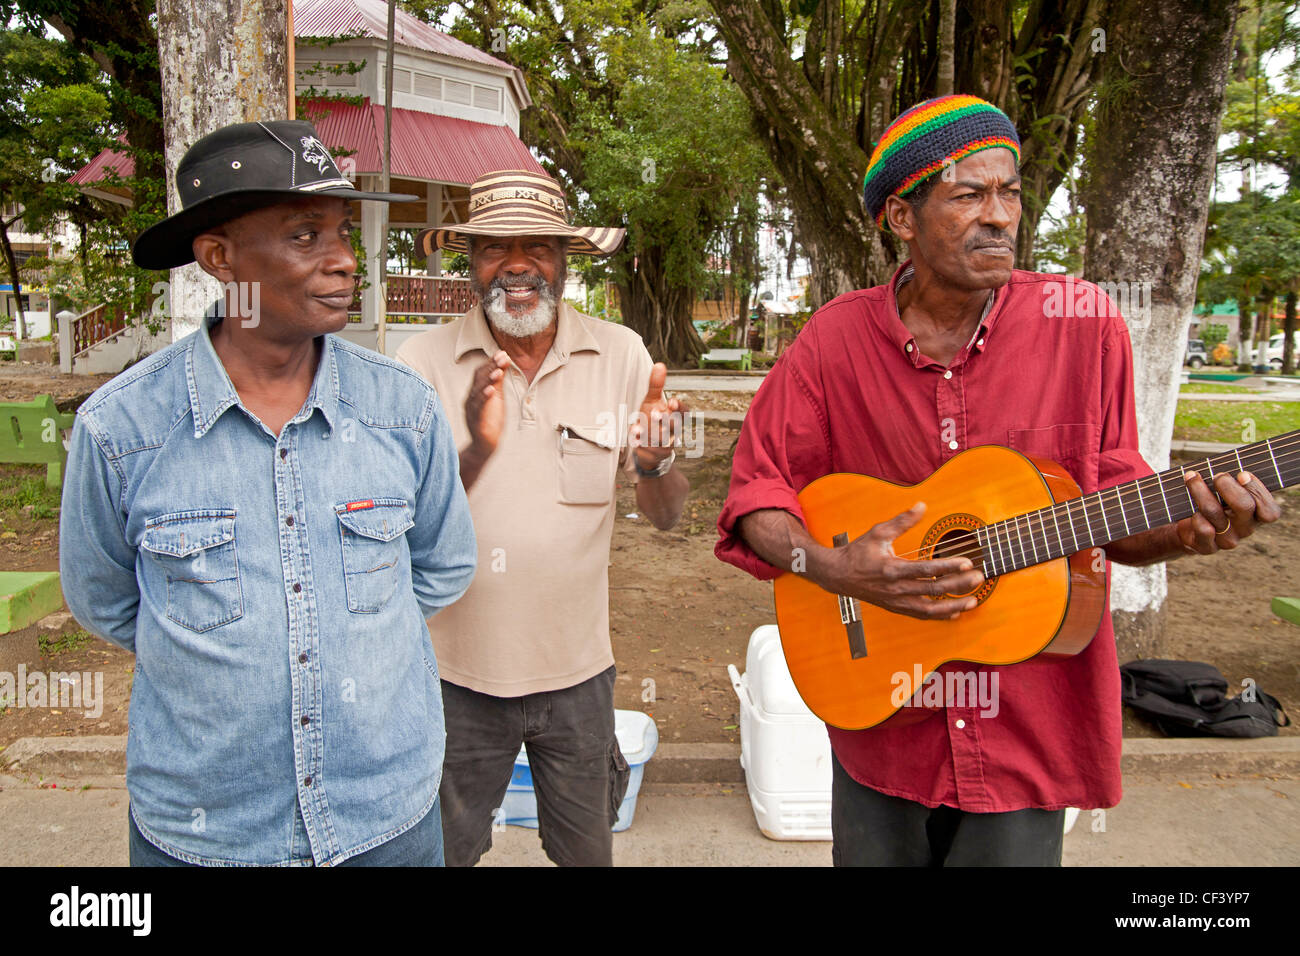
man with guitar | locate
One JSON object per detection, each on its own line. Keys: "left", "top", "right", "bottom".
{"left": 716, "top": 95, "right": 1282, "bottom": 866}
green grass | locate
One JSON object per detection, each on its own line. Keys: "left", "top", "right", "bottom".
{"left": 0, "top": 465, "right": 61, "bottom": 522}
{"left": 1174, "top": 400, "right": 1300, "bottom": 443}
{"left": 1180, "top": 383, "right": 1256, "bottom": 394}
{"left": 38, "top": 629, "right": 94, "bottom": 656}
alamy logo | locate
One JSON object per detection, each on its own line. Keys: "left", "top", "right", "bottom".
{"left": 49, "top": 886, "right": 151, "bottom": 936}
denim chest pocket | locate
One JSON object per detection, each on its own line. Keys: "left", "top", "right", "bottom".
{"left": 335, "top": 498, "right": 414, "bottom": 613}
{"left": 140, "top": 510, "right": 243, "bottom": 633}
{"left": 556, "top": 423, "right": 616, "bottom": 505}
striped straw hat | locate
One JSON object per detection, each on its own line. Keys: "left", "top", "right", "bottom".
{"left": 416, "top": 170, "right": 624, "bottom": 256}
{"left": 862, "top": 95, "right": 1020, "bottom": 229}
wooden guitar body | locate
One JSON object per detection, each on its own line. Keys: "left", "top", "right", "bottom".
{"left": 772, "top": 445, "right": 1107, "bottom": 730}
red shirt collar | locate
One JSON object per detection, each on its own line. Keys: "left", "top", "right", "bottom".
{"left": 886, "top": 258, "right": 1007, "bottom": 368}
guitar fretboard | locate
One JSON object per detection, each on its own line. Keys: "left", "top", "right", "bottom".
{"left": 977, "top": 430, "right": 1300, "bottom": 578}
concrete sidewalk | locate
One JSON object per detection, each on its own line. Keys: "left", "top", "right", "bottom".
{"left": 1, "top": 738, "right": 1296, "bottom": 866}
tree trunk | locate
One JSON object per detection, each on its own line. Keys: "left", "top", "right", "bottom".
{"left": 156, "top": 0, "right": 289, "bottom": 340}
{"left": 1080, "top": 0, "right": 1238, "bottom": 667}
{"left": 616, "top": 245, "right": 704, "bottom": 367}
{"left": 1237, "top": 298, "right": 1253, "bottom": 370}
{"left": 0, "top": 218, "right": 28, "bottom": 340}
{"left": 936, "top": 0, "right": 956, "bottom": 97}
{"left": 1284, "top": 291, "right": 1296, "bottom": 375}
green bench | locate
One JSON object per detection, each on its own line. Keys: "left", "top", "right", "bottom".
{"left": 0, "top": 570, "right": 63, "bottom": 634}
{"left": 1272, "top": 597, "right": 1300, "bottom": 628}
{"left": 0, "top": 394, "right": 75, "bottom": 489}
{"left": 698, "top": 348, "right": 752, "bottom": 371}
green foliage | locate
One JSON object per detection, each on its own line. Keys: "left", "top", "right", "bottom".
{"left": 0, "top": 465, "right": 61, "bottom": 521}
{"left": 1201, "top": 323, "right": 1229, "bottom": 352}
{"left": 38, "top": 629, "right": 93, "bottom": 656}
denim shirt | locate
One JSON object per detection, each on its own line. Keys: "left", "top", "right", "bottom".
{"left": 59, "top": 315, "right": 476, "bottom": 865}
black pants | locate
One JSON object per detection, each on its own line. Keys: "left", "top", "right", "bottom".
{"left": 831, "top": 752, "right": 1065, "bottom": 866}
{"left": 438, "top": 665, "right": 630, "bottom": 867}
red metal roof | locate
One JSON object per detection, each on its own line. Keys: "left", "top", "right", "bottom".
{"left": 68, "top": 136, "right": 132, "bottom": 186}
{"left": 72, "top": 100, "right": 543, "bottom": 188}
{"left": 294, "top": 0, "right": 512, "bottom": 73}
{"left": 302, "top": 97, "right": 544, "bottom": 182}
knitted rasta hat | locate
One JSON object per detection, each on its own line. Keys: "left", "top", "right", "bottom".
{"left": 862, "top": 95, "right": 1020, "bottom": 229}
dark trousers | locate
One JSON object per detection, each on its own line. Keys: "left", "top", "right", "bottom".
{"left": 439, "top": 664, "right": 629, "bottom": 867}
{"left": 831, "top": 752, "right": 1065, "bottom": 866}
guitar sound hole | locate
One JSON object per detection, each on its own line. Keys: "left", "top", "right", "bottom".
{"left": 934, "top": 528, "right": 981, "bottom": 596}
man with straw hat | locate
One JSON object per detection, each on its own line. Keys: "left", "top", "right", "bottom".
{"left": 397, "top": 169, "right": 690, "bottom": 866}
{"left": 60, "top": 119, "right": 477, "bottom": 866}
{"left": 715, "top": 95, "right": 1280, "bottom": 866}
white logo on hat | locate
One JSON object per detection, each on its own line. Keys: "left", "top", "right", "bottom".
{"left": 299, "top": 135, "right": 336, "bottom": 176}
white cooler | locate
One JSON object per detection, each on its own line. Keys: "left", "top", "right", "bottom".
{"left": 728, "top": 625, "right": 1081, "bottom": 842}
{"left": 728, "top": 624, "right": 833, "bottom": 840}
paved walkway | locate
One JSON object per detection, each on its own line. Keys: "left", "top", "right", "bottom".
{"left": 1, "top": 770, "right": 1295, "bottom": 866}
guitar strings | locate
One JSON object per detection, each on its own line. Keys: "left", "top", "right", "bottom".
{"left": 897, "top": 438, "right": 1300, "bottom": 567}
{"left": 877, "top": 433, "right": 1300, "bottom": 569}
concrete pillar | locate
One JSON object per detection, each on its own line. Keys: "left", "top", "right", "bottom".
{"left": 360, "top": 186, "right": 383, "bottom": 333}
{"left": 56, "top": 310, "right": 74, "bottom": 374}
{"left": 426, "top": 183, "right": 442, "bottom": 277}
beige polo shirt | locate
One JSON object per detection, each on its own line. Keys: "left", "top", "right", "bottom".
{"left": 395, "top": 302, "right": 654, "bottom": 696}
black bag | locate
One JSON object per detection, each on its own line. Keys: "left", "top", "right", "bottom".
{"left": 1120, "top": 659, "right": 1290, "bottom": 738}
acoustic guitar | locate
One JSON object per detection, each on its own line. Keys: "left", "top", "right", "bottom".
{"left": 772, "top": 430, "right": 1300, "bottom": 730}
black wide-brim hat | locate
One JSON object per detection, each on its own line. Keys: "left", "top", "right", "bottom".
{"left": 132, "top": 120, "right": 417, "bottom": 270}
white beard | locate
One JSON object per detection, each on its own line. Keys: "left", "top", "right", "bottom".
{"left": 483, "top": 284, "right": 558, "bottom": 338}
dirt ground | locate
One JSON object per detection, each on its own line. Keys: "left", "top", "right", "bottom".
{"left": 1, "top": 364, "right": 1297, "bottom": 750}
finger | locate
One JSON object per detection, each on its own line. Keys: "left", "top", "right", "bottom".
{"left": 869, "top": 502, "right": 929, "bottom": 549}
{"left": 642, "top": 363, "right": 667, "bottom": 406}
{"left": 1185, "top": 471, "right": 1230, "bottom": 537}
{"left": 892, "top": 568, "right": 985, "bottom": 596}
{"left": 492, "top": 350, "right": 511, "bottom": 369}
{"left": 893, "top": 593, "right": 980, "bottom": 621}
{"left": 1222, "top": 471, "right": 1282, "bottom": 531}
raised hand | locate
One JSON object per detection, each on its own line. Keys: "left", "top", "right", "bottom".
{"left": 631, "top": 362, "right": 689, "bottom": 469}
{"left": 466, "top": 350, "right": 509, "bottom": 456}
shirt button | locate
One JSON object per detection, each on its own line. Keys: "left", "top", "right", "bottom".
{"left": 298, "top": 652, "right": 308, "bottom": 664}
{"left": 977, "top": 338, "right": 984, "bottom": 347}
{"left": 948, "top": 440, "right": 959, "bottom": 450}
{"left": 955, "top": 719, "right": 966, "bottom": 729}
{"left": 279, "top": 448, "right": 288, "bottom": 460}
{"left": 943, "top": 370, "right": 953, "bottom": 380}
{"left": 293, "top": 582, "right": 302, "bottom": 593}
{"left": 301, "top": 715, "right": 310, "bottom": 726}
{"left": 285, "top": 515, "right": 294, "bottom": 526}
{"left": 303, "top": 776, "right": 313, "bottom": 787}
{"left": 905, "top": 343, "right": 914, "bottom": 353}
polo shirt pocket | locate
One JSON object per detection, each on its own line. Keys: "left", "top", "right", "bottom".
{"left": 556, "top": 423, "right": 615, "bottom": 505}
{"left": 140, "top": 510, "right": 243, "bottom": 633}
{"left": 334, "top": 498, "right": 414, "bottom": 613}
{"left": 1006, "top": 422, "right": 1100, "bottom": 489}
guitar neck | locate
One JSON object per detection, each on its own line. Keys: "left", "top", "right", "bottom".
{"left": 978, "top": 430, "right": 1300, "bottom": 578}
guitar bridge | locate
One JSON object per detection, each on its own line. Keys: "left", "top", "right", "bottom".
{"left": 833, "top": 533, "right": 868, "bottom": 659}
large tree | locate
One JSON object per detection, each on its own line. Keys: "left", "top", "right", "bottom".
{"left": 413, "top": 0, "right": 769, "bottom": 364}
{"left": 1080, "top": 0, "right": 1239, "bottom": 663}
{"left": 705, "top": 0, "right": 1107, "bottom": 306}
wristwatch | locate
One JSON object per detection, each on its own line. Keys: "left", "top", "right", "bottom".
{"left": 635, "top": 449, "right": 676, "bottom": 479}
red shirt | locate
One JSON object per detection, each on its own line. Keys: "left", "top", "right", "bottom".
{"left": 716, "top": 263, "right": 1153, "bottom": 812}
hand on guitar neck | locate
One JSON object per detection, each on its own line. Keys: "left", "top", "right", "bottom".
{"left": 1106, "top": 468, "right": 1282, "bottom": 565}
{"left": 738, "top": 502, "right": 986, "bottom": 621}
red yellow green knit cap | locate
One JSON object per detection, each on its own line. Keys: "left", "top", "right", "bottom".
{"left": 862, "top": 94, "right": 1020, "bottom": 229}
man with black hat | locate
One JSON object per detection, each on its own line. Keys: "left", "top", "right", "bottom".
{"left": 716, "top": 95, "right": 1280, "bottom": 865}
{"left": 59, "top": 120, "right": 478, "bottom": 866}
{"left": 396, "top": 169, "right": 690, "bottom": 866}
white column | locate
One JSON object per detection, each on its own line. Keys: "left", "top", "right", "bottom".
{"left": 426, "top": 183, "right": 442, "bottom": 277}
{"left": 360, "top": 188, "right": 383, "bottom": 335}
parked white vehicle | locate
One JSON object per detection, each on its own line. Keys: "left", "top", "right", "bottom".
{"left": 1268, "top": 330, "right": 1300, "bottom": 368}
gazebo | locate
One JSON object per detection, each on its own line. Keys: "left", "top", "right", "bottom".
{"left": 69, "top": 0, "right": 545, "bottom": 358}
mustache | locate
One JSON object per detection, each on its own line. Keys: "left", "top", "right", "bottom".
{"left": 967, "top": 230, "right": 1015, "bottom": 251}
{"left": 491, "top": 275, "right": 545, "bottom": 292}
